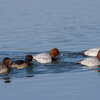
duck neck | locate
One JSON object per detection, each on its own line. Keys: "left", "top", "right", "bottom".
{"left": 2, "top": 62, "right": 9, "bottom": 67}
{"left": 27, "top": 62, "right": 31, "bottom": 65}
{"left": 2, "top": 62, "right": 11, "bottom": 71}
{"left": 51, "top": 57, "right": 57, "bottom": 61}
{"left": 7, "top": 66, "right": 11, "bottom": 72}
{"left": 25, "top": 61, "right": 31, "bottom": 65}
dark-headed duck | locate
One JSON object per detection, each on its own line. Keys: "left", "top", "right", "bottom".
{"left": 11, "top": 55, "right": 33, "bottom": 69}
{"left": 0, "top": 57, "right": 12, "bottom": 74}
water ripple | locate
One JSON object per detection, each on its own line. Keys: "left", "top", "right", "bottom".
{"left": 0, "top": 50, "right": 99, "bottom": 83}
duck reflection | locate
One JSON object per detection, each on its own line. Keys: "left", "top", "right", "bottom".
{"left": 1, "top": 74, "right": 34, "bottom": 83}
{"left": 3, "top": 77, "right": 11, "bottom": 83}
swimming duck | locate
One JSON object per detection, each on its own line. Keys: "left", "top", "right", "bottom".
{"left": 0, "top": 57, "right": 12, "bottom": 74}
{"left": 11, "top": 55, "right": 33, "bottom": 69}
{"left": 83, "top": 47, "right": 100, "bottom": 56}
{"left": 78, "top": 50, "right": 100, "bottom": 66}
{"left": 33, "top": 48, "right": 62, "bottom": 63}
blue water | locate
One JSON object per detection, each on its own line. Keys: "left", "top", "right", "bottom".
{"left": 0, "top": 0, "right": 100, "bottom": 99}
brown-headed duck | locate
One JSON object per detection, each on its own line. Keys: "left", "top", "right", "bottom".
{"left": 0, "top": 57, "right": 12, "bottom": 74}
{"left": 11, "top": 55, "right": 33, "bottom": 69}
{"left": 33, "top": 48, "right": 63, "bottom": 63}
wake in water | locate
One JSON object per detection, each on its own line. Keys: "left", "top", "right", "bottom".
{"left": 0, "top": 50, "right": 100, "bottom": 83}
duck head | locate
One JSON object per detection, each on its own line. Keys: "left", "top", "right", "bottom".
{"left": 2, "top": 57, "right": 12, "bottom": 67}
{"left": 25, "top": 55, "right": 33, "bottom": 64}
{"left": 49, "top": 48, "right": 60, "bottom": 60}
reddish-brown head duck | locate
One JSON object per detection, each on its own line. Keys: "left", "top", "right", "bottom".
{"left": 33, "top": 48, "right": 62, "bottom": 63}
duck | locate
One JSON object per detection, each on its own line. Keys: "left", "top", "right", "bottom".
{"left": 0, "top": 57, "right": 12, "bottom": 74}
{"left": 78, "top": 50, "right": 100, "bottom": 67}
{"left": 11, "top": 55, "right": 33, "bottom": 69}
{"left": 33, "top": 48, "right": 62, "bottom": 63}
{"left": 83, "top": 47, "right": 100, "bottom": 56}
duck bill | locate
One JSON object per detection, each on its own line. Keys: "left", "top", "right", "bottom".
{"left": 59, "top": 52, "right": 64, "bottom": 56}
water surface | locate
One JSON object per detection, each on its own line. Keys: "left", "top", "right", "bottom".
{"left": 0, "top": 0, "right": 100, "bottom": 100}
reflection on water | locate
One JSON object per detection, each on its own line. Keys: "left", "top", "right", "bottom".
{"left": 1, "top": 75, "right": 34, "bottom": 83}
{"left": 0, "top": 51, "right": 100, "bottom": 83}
{"left": 3, "top": 78, "right": 11, "bottom": 83}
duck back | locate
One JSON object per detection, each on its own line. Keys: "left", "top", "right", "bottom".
{"left": 33, "top": 53, "right": 52, "bottom": 63}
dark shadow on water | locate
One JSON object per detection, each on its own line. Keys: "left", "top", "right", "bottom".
{"left": 0, "top": 75, "right": 35, "bottom": 83}
{"left": 3, "top": 78, "right": 11, "bottom": 83}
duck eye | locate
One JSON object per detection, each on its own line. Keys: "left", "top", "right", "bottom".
{"left": 7, "top": 60, "right": 10, "bottom": 62}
